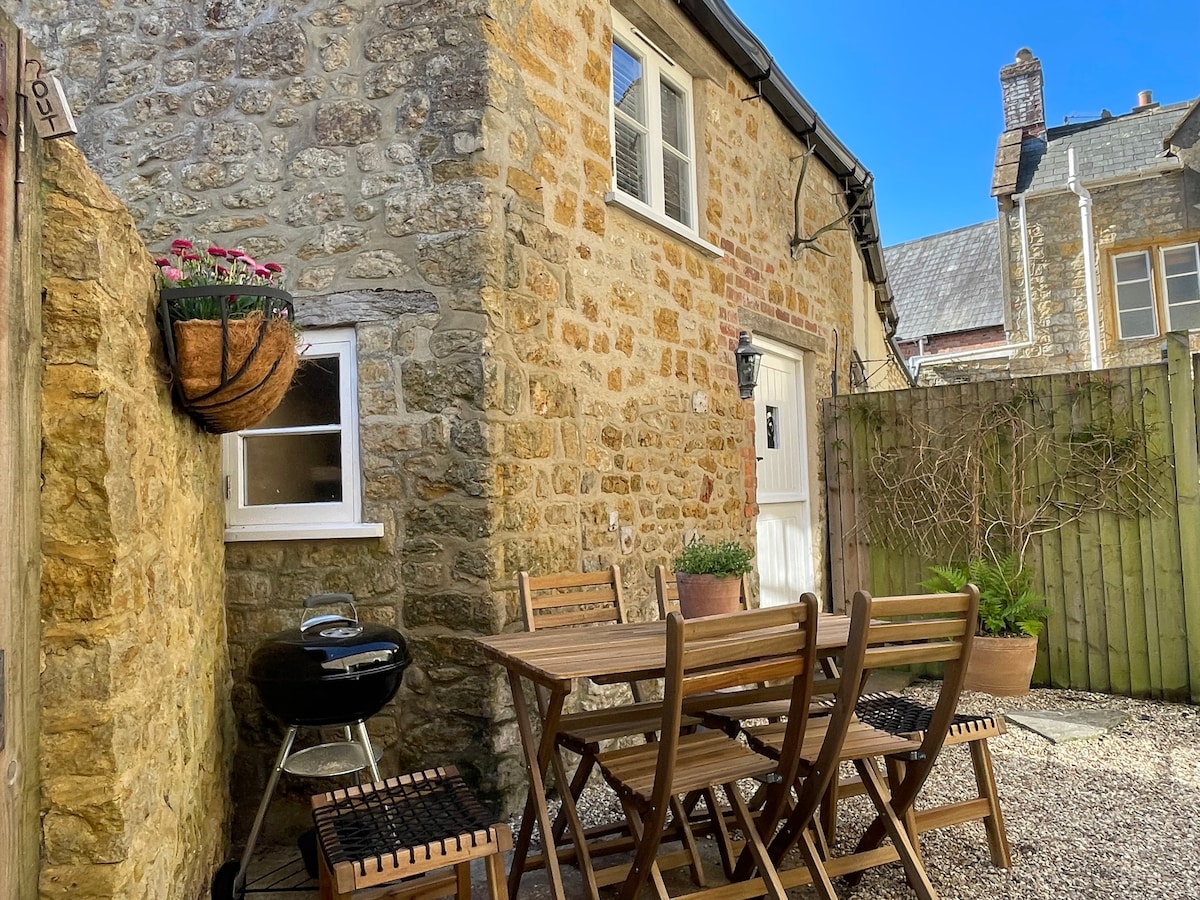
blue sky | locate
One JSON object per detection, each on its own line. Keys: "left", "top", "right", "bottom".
{"left": 731, "top": 1, "right": 1200, "bottom": 247}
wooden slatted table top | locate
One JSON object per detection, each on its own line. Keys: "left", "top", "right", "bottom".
{"left": 476, "top": 613, "right": 853, "bottom": 689}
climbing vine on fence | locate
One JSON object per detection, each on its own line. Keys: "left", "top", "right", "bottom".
{"left": 843, "top": 378, "right": 1169, "bottom": 564}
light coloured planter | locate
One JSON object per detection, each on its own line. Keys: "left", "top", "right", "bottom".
{"left": 675, "top": 573, "right": 742, "bottom": 619}
{"left": 963, "top": 634, "right": 1039, "bottom": 696}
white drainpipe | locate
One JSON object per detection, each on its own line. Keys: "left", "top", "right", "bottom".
{"left": 1067, "top": 148, "right": 1102, "bottom": 370}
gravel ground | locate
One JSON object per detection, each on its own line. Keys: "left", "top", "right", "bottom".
{"left": 521, "top": 685, "right": 1200, "bottom": 899}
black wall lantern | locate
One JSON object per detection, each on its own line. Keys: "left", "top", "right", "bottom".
{"left": 735, "top": 331, "right": 764, "bottom": 400}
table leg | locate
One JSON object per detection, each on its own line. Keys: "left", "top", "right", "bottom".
{"left": 529, "top": 681, "right": 603, "bottom": 900}
{"left": 506, "top": 669, "right": 568, "bottom": 899}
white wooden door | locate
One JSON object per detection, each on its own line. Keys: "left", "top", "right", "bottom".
{"left": 753, "top": 342, "right": 813, "bottom": 607}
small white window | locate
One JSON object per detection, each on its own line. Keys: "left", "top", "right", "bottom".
{"left": 1162, "top": 243, "right": 1200, "bottom": 331}
{"left": 610, "top": 9, "right": 696, "bottom": 230}
{"left": 1113, "top": 251, "right": 1157, "bottom": 339}
{"left": 222, "top": 327, "right": 382, "bottom": 541}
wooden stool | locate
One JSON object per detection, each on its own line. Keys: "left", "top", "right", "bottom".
{"left": 311, "top": 766, "right": 512, "bottom": 899}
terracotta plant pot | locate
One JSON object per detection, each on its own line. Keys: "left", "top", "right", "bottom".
{"left": 674, "top": 573, "right": 742, "bottom": 619}
{"left": 963, "top": 634, "right": 1039, "bottom": 696}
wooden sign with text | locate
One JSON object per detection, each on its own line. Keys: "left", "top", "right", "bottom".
{"left": 24, "top": 58, "right": 76, "bottom": 140}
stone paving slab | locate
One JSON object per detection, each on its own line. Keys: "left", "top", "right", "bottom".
{"left": 1005, "top": 708, "right": 1129, "bottom": 743}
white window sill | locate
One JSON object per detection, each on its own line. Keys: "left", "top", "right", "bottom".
{"left": 604, "top": 192, "right": 724, "bottom": 258}
{"left": 224, "top": 522, "right": 385, "bottom": 542}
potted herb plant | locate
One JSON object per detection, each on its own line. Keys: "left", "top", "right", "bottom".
{"left": 155, "top": 239, "right": 299, "bottom": 433}
{"left": 672, "top": 537, "right": 755, "bottom": 618}
{"left": 921, "top": 553, "right": 1050, "bottom": 695}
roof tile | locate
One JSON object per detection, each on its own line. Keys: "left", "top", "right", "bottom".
{"left": 884, "top": 221, "right": 1003, "bottom": 341}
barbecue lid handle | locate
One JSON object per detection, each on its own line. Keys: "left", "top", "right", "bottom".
{"left": 300, "top": 593, "right": 359, "bottom": 631}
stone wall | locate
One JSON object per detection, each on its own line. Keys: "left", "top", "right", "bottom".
{"left": 1003, "top": 171, "right": 1200, "bottom": 376}
{"left": 6, "top": 0, "right": 898, "bottom": 822}
{"left": 476, "top": 0, "right": 865, "bottom": 795}
{"left": 39, "top": 140, "right": 230, "bottom": 899}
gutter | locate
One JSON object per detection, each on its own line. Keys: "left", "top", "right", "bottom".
{"left": 675, "top": 0, "right": 893, "bottom": 323}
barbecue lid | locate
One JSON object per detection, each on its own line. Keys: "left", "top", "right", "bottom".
{"left": 248, "top": 594, "right": 410, "bottom": 685}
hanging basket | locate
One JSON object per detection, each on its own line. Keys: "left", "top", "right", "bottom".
{"left": 159, "top": 285, "right": 299, "bottom": 434}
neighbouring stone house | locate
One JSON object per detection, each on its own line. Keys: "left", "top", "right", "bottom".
{"left": 891, "top": 47, "right": 1200, "bottom": 383}
{"left": 885, "top": 220, "right": 1008, "bottom": 385}
{"left": 5, "top": 0, "right": 911, "bottom": 896}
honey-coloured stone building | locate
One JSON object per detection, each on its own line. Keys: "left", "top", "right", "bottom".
{"left": 0, "top": 1, "right": 911, "bottom": 897}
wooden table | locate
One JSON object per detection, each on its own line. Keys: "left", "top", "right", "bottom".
{"left": 476, "top": 614, "right": 853, "bottom": 899}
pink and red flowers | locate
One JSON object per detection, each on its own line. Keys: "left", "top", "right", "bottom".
{"left": 154, "top": 239, "right": 284, "bottom": 291}
{"left": 156, "top": 238, "right": 290, "bottom": 323}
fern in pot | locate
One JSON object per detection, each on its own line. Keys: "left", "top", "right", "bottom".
{"left": 922, "top": 553, "right": 1050, "bottom": 695}
{"left": 672, "top": 537, "right": 754, "bottom": 618}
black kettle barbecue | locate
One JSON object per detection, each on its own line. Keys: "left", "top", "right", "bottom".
{"left": 212, "top": 593, "right": 410, "bottom": 900}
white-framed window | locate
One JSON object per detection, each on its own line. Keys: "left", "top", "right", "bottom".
{"left": 1162, "top": 243, "right": 1200, "bottom": 331}
{"left": 1113, "top": 242, "right": 1200, "bottom": 339}
{"left": 222, "top": 327, "right": 382, "bottom": 541}
{"left": 610, "top": 9, "right": 697, "bottom": 231}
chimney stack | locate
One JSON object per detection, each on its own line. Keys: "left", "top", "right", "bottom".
{"left": 999, "top": 48, "right": 1045, "bottom": 139}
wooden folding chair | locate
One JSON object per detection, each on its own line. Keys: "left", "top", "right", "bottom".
{"left": 518, "top": 565, "right": 706, "bottom": 892}
{"left": 657, "top": 570, "right": 841, "bottom": 750}
{"left": 744, "top": 586, "right": 980, "bottom": 900}
{"left": 595, "top": 599, "right": 822, "bottom": 900}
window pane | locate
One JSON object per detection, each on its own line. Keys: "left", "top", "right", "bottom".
{"left": 614, "top": 117, "right": 647, "bottom": 200}
{"left": 1164, "top": 245, "right": 1200, "bottom": 314}
{"left": 1167, "top": 273, "right": 1200, "bottom": 306}
{"left": 1116, "top": 279, "right": 1153, "bottom": 312}
{"left": 244, "top": 433, "right": 343, "bottom": 505}
{"left": 660, "top": 80, "right": 687, "bottom": 153}
{"left": 1168, "top": 301, "right": 1200, "bottom": 332}
{"left": 1163, "top": 245, "right": 1199, "bottom": 278}
{"left": 612, "top": 41, "right": 644, "bottom": 124}
{"left": 257, "top": 356, "right": 341, "bottom": 428}
{"left": 1114, "top": 253, "right": 1150, "bottom": 284}
{"left": 1119, "top": 308, "right": 1155, "bottom": 339}
{"left": 662, "top": 148, "right": 691, "bottom": 225}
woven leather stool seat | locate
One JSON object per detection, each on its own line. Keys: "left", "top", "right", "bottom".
{"left": 311, "top": 766, "right": 511, "bottom": 899}
{"left": 838, "top": 690, "right": 1011, "bottom": 868}
{"left": 856, "top": 691, "right": 1005, "bottom": 743}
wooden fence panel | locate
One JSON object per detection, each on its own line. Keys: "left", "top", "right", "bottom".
{"left": 1121, "top": 365, "right": 1152, "bottom": 698}
{"left": 1166, "top": 337, "right": 1200, "bottom": 700}
{"left": 824, "top": 361, "right": 1195, "bottom": 700}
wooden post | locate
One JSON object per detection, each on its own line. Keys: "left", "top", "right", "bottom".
{"left": 1, "top": 15, "right": 46, "bottom": 900}
{"left": 1165, "top": 333, "right": 1200, "bottom": 701}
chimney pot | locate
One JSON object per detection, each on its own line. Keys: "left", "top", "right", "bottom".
{"left": 1137, "top": 89, "right": 1153, "bottom": 108}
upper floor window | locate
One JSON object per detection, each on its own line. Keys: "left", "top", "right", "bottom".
{"left": 222, "top": 327, "right": 382, "bottom": 541}
{"left": 610, "top": 9, "right": 696, "bottom": 230}
{"left": 1114, "top": 242, "right": 1200, "bottom": 340}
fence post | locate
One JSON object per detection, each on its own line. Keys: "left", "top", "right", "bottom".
{"left": 1165, "top": 333, "right": 1200, "bottom": 701}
